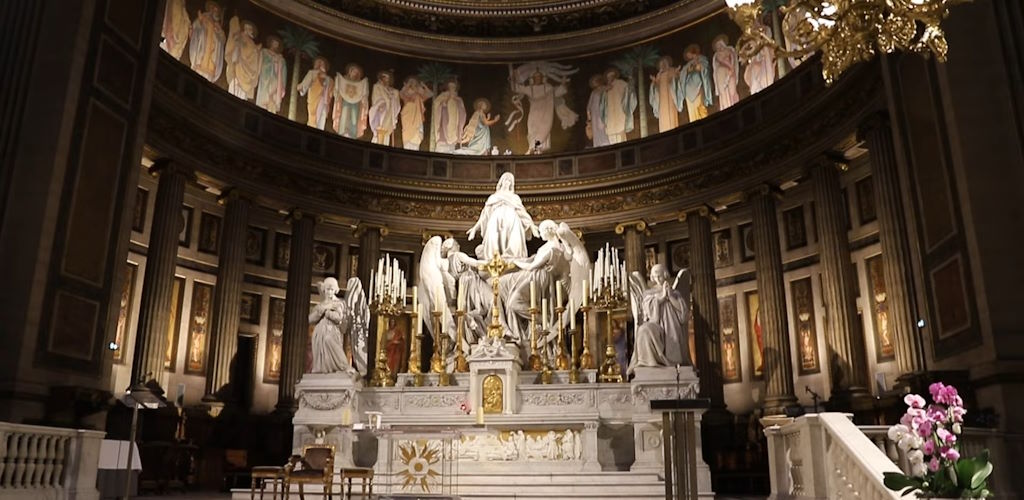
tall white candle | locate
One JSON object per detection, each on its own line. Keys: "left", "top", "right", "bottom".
{"left": 435, "top": 286, "right": 443, "bottom": 313}
{"left": 457, "top": 280, "right": 466, "bottom": 311}
{"left": 530, "top": 281, "right": 537, "bottom": 309}
{"left": 412, "top": 285, "right": 418, "bottom": 311}
{"left": 582, "top": 280, "right": 589, "bottom": 307}
{"left": 542, "top": 300, "right": 548, "bottom": 328}
{"left": 556, "top": 280, "right": 563, "bottom": 307}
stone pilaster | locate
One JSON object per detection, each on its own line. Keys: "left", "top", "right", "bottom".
{"left": 276, "top": 210, "right": 317, "bottom": 412}
{"left": 682, "top": 207, "right": 726, "bottom": 413}
{"left": 860, "top": 115, "right": 925, "bottom": 376}
{"left": 810, "top": 160, "right": 870, "bottom": 404}
{"left": 355, "top": 223, "right": 387, "bottom": 374}
{"left": 748, "top": 185, "right": 800, "bottom": 415}
{"left": 203, "top": 189, "right": 251, "bottom": 404}
{"left": 614, "top": 220, "right": 647, "bottom": 275}
{"left": 131, "top": 160, "right": 192, "bottom": 387}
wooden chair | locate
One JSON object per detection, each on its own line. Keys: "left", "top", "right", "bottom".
{"left": 283, "top": 444, "right": 335, "bottom": 500}
{"left": 250, "top": 466, "right": 285, "bottom": 500}
{"left": 338, "top": 467, "right": 373, "bottom": 499}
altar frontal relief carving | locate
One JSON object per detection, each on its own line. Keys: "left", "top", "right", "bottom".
{"left": 482, "top": 374, "right": 502, "bottom": 414}
{"left": 458, "top": 430, "right": 582, "bottom": 462}
{"left": 397, "top": 439, "right": 444, "bottom": 493}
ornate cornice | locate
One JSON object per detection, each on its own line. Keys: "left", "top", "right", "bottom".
{"left": 252, "top": 0, "right": 721, "bottom": 62}
{"left": 146, "top": 54, "right": 884, "bottom": 231}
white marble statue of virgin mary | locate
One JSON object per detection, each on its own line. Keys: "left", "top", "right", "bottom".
{"left": 467, "top": 172, "right": 538, "bottom": 259}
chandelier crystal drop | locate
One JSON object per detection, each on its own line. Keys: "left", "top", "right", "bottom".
{"left": 725, "top": 0, "right": 969, "bottom": 85}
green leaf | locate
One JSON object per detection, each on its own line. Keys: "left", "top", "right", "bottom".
{"left": 883, "top": 472, "right": 921, "bottom": 495}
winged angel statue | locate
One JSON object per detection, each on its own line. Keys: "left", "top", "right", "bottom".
{"left": 626, "top": 264, "right": 692, "bottom": 377}
{"left": 308, "top": 277, "right": 370, "bottom": 375}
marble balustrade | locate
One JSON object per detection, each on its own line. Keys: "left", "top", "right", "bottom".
{"left": 0, "top": 422, "right": 104, "bottom": 500}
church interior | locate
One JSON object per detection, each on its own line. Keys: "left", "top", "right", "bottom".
{"left": 1, "top": 0, "right": 1022, "bottom": 498}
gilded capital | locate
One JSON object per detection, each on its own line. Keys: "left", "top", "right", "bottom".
{"left": 679, "top": 204, "right": 718, "bottom": 222}
{"left": 354, "top": 222, "right": 389, "bottom": 239}
{"left": 286, "top": 208, "right": 322, "bottom": 225}
{"left": 614, "top": 220, "right": 647, "bottom": 235}
{"left": 742, "top": 183, "right": 782, "bottom": 202}
{"left": 216, "top": 187, "right": 253, "bottom": 206}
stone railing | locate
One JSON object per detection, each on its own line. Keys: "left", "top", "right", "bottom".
{"left": 0, "top": 422, "right": 105, "bottom": 500}
{"left": 860, "top": 425, "right": 1023, "bottom": 499}
{"left": 764, "top": 413, "right": 901, "bottom": 500}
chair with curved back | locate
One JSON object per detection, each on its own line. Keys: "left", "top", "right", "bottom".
{"left": 283, "top": 444, "right": 335, "bottom": 500}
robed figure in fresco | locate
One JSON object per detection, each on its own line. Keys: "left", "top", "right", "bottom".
{"left": 649, "top": 56, "right": 684, "bottom": 133}
{"left": 454, "top": 98, "right": 501, "bottom": 156}
{"left": 681, "top": 44, "right": 713, "bottom": 123}
{"left": 744, "top": 24, "right": 777, "bottom": 94}
{"left": 627, "top": 264, "right": 691, "bottom": 376}
{"left": 297, "top": 57, "right": 333, "bottom": 130}
{"left": 509, "top": 62, "right": 578, "bottom": 153}
{"left": 225, "top": 17, "right": 261, "bottom": 100}
{"left": 712, "top": 35, "right": 741, "bottom": 110}
{"left": 333, "top": 64, "right": 370, "bottom": 139}
{"left": 586, "top": 74, "right": 609, "bottom": 148}
{"left": 160, "top": 0, "right": 190, "bottom": 59}
{"left": 468, "top": 172, "right": 538, "bottom": 260}
{"left": 189, "top": 1, "right": 226, "bottom": 83}
{"left": 256, "top": 36, "right": 287, "bottom": 114}
{"left": 431, "top": 80, "right": 467, "bottom": 153}
{"left": 369, "top": 70, "right": 401, "bottom": 145}
{"left": 601, "top": 68, "right": 636, "bottom": 145}
{"left": 399, "top": 77, "right": 433, "bottom": 150}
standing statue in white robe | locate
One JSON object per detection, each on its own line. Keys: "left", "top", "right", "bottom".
{"left": 368, "top": 70, "right": 401, "bottom": 145}
{"left": 627, "top": 264, "right": 691, "bottom": 376}
{"left": 467, "top": 172, "right": 538, "bottom": 260}
{"left": 712, "top": 35, "right": 741, "bottom": 110}
{"left": 601, "top": 68, "right": 637, "bottom": 145}
{"left": 309, "top": 278, "right": 363, "bottom": 374}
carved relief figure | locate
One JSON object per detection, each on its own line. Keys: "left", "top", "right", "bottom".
{"left": 369, "top": 70, "right": 401, "bottom": 145}
{"left": 333, "top": 63, "right": 369, "bottom": 138}
{"left": 681, "top": 44, "right": 713, "bottom": 123}
{"left": 627, "top": 264, "right": 691, "bottom": 376}
{"left": 431, "top": 79, "right": 467, "bottom": 153}
{"left": 585, "top": 74, "right": 609, "bottom": 148}
{"left": 482, "top": 374, "right": 503, "bottom": 413}
{"left": 454, "top": 98, "right": 501, "bottom": 155}
{"left": 648, "top": 55, "right": 683, "bottom": 133}
{"left": 188, "top": 1, "right": 226, "bottom": 83}
{"left": 225, "top": 18, "right": 261, "bottom": 100}
{"left": 399, "top": 76, "right": 433, "bottom": 150}
{"left": 712, "top": 35, "right": 740, "bottom": 110}
{"left": 256, "top": 36, "right": 287, "bottom": 114}
{"left": 601, "top": 68, "right": 637, "bottom": 145}
{"left": 160, "top": 0, "right": 191, "bottom": 59}
{"left": 510, "top": 62, "right": 579, "bottom": 152}
{"left": 296, "top": 57, "right": 333, "bottom": 130}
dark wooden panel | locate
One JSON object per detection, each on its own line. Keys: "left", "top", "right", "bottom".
{"left": 48, "top": 292, "right": 101, "bottom": 361}
{"left": 577, "top": 153, "right": 616, "bottom": 174}
{"left": 390, "top": 155, "right": 428, "bottom": 176}
{"left": 515, "top": 161, "right": 553, "bottom": 179}
{"left": 451, "top": 161, "right": 490, "bottom": 180}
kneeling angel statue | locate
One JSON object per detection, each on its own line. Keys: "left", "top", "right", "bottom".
{"left": 309, "top": 277, "right": 370, "bottom": 375}
{"left": 626, "top": 264, "right": 691, "bottom": 377}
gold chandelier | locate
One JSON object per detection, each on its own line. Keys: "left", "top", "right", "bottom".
{"left": 724, "top": 0, "right": 968, "bottom": 84}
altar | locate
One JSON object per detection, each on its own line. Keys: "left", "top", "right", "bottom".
{"left": 268, "top": 173, "right": 714, "bottom": 499}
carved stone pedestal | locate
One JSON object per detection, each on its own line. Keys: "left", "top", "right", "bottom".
{"left": 468, "top": 339, "right": 521, "bottom": 415}
{"left": 292, "top": 372, "right": 361, "bottom": 468}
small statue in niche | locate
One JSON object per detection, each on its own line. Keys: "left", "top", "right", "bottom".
{"left": 309, "top": 277, "right": 369, "bottom": 374}
{"left": 626, "top": 264, "right": 691, "bottom": 377}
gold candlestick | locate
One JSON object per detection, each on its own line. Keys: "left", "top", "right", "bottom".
{"left": 568, "top": 327, "right": 581, "bottom": 384}
{"left": 409, "top": 310, "right": 425, "bottom": 387}
{"left": 454, "top": 309, "right": 469, "bottom": 373}
{"left": 554, "top": 306, "right": 570, "bottom": 370}
{"left": 539, "top": 336, "right": 554, "bottom": 385}
{"left": 595, "top": 280, "right": 627, "bottom": 383}
{"left": 579, "top": 305, "right": 594, "bottom": 369}
{"left": 527, "top": 306, "right": 543, "bottom": 371}
{"left": 479, "top": 252, "right": 514, "bottom": 340}
{"left": 370, "top": 296, "right": 398, "bottom": 387}
{"left": 430, "top": 310, "right": 450, "bottom": 386}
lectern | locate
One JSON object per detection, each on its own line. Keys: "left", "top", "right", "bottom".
{"left": 650, "top": 398, "right": 709, "bottom": 500}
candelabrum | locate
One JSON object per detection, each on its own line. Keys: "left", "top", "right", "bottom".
{"left": 593, "top": 281, "right": 628, "bottom": 383}
{"left": 480, "top": 252, "right": 514, "bottom": 340}
{"left": 454, "top": 309, "right": 469, "bottom": 373}
{"left": 408, "top": 308, "right": 425, "bottom": 387}
{"left": 579, "top": 305, "right": 594, "bottom": 369}
{"left": 527, "top": 306, "right": 543, "bottom": 371}
{"left": 568, "top": 326, "right": 581, "bottom": 384}
{"left": 370, "top": 294, "right": 402, "bottom": 387}
{"left": 554, "top": 305, "right": 570, "bottom": 370}
{"left": 430, "top": 310, "right": 451, "bottom": 386}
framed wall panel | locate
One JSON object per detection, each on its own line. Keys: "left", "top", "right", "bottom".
{"left": 184, "top": 281, "right": 213, "bottom": 375}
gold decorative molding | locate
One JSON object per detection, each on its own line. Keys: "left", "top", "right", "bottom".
{"left": 678, "top": 204, "right": 718, "bottom": 222}
{"left": 354, "top": 222, "right": 390, "bottom": 239}
{"left": 614, "top": 220, "right": 648, "bottom": 235}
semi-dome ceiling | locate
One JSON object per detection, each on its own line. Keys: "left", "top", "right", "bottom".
{"left": 252, "top": 0, "right": 722, "bottom": 61}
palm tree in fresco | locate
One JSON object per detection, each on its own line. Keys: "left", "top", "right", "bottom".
{"left": 416, "top": 62, "right": 456, "bottom": 151}
{"left": 278, "top": 25, "right": 321, "bottom": 121}
{"left": 614, "top": 45, "right": 660, "bottom": 138}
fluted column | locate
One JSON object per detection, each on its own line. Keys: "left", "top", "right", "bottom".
{"left": 861, "top": 115, "right": 925, "bottom": 375}
{"left": 682, "top": 206, "right": 726, "bottom": 412}
{"left": 131, "top": 160, "right": 192, "bottom": 387}
{"left": 355, "top": 223, "right": 387, "bottom": 375}
{"left": 615, "top": 220, "right": 647, "bottom": 275}
{"left": 203, "top": 189, "right": 251, "bottom": 403}
{"left": 810, "top": 159, "right": 870, "bottom": 402}
{"left": 275, "top": 210, "right": 316, "bottom": 412}
{"left": 749, "top": 185, "right": 799, "bottom": 415}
